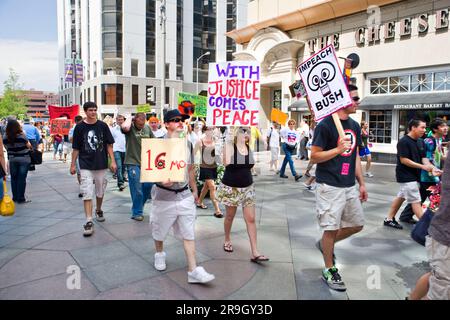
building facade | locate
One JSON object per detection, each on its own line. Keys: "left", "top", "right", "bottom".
{"left": 57, "top": 0, "right": 248, "bottom": 116}
{"left": 228, "top": 0, "right": 450, "bottom": 161}
{"left": 23, "top": 90, "right": 58, "bottom": 122}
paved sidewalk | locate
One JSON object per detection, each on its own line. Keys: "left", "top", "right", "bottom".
{"left": 0, "top": 152, "right": 429, "bottom": 300}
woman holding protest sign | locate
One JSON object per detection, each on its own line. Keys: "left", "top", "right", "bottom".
{"left": 217, "top": 126, "right": 269, "bottom": 263}
{"left": 195, "top": 125, "right": 223, "bottom": 218}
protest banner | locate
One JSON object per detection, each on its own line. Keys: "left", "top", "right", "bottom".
{"left": 140, "top": 138, "right": 187, "bottom": 183}
{"left": 289, "top": 80, "right": 307, "bottom": 99}
{"left": 137, "top": 104, "right": 150, "bottom": 113}
{"left": 48, "top": 105, "right": 80, "bottom": 121}
{"left": 270, "top": 108, "right": 288, "bottom": 125}
{"left": 50, "top": 119, "right": 73, "bottom": 135}
{"left": 297, "top": 44, "right": 353, "bottom": 138}
{"left": 207, "top": 61, "right": 260, "bottom": 127}
{"left": 177, "top": 92, "right": 207, "bottom": 118}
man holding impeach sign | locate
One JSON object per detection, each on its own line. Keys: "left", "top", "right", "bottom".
{"left": 299, "top": 45, "right": 367, "bottom": 292}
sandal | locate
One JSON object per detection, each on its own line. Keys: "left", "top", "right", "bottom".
{"left": 214, "top": 212, "right": 223, "bottom": 218}
{"left": 196, "top": 203, "right": 208, "bottom": 209}
{"left": 250, "top": 255, "right": 269, "bottom": 263}
{"left": 223, "top": 242, "right": 233, "bottom": 253}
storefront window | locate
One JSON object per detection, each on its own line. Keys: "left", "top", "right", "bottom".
{"left": 434, "top": 71, "right": 450, "bottom": 91}
{"left": 389, "top": 76, "right": 409, "bottom": 93}
{"left": 411, "top": 73, "right": 432, "bottom": 92}
{"left": 399, "top": 110, "right": 450, "bottom": 139}
{"left": 369, "top": 111, "right": 392, "bottom": 144}
{"left": 273, "top": 90, "right": 282, "bottom": 109}
{"left": 369, "top": 70, "right": 449, "bottom": 95}
{"left": 370, "top": 78, "right": 388, "bottom": 94}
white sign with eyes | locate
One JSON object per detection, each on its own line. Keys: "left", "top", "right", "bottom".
{"left": 297, "top": 44, "right": 353, "bottom": 121}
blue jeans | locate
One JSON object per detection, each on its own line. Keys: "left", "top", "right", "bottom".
{"left": 126, "top": 165, "right": 153, "bottom": 217}
{"left": 0, "top": 179, "right": 4, "bottom": 202}
{"left": 9, "top": 161, "right": 30, "bottom": 202}
{"left": 114, "top": 151, "right": 126, "bottom": 186}
{"left": 280, "top": 143, "right": 297, "bottom": 177}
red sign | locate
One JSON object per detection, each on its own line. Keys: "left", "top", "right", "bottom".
{"left": 48, "top": 105, "right": 80, "bottom": 121}
{"left": 50, "top": 119, "right": 73, "bottom": 135}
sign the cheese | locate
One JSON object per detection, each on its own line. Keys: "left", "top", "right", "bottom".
{"left": 140, "top": 138, "right": 188, "bottom": 183}
{"left": 298, "top": 45, "right": 353, "bottom": 121}
{"left": 207, "top": 61, "right": 260, "bottom": 127}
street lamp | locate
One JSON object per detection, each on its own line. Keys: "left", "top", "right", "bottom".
{"left": 196, "top": 51, "right": 210, "bottom": 94}
{"left": 71, "top": 50, "right": 77, "bottom": 105}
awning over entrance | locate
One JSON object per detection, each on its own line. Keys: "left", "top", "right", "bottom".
{"left": 288, "top": 99, "right": 310, "bottom": 112}
{"left": 359, "top": 92, "right": 450, "bottom": 110}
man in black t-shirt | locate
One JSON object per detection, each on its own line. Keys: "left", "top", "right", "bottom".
{"left": 311, "top": 84, "right": 367, "bottom": 292}
{"left": 384, "top": 119, "right": 437, "bottom": 230}
{"left": 71, "top": 102, "right": 116, "bottom": 237}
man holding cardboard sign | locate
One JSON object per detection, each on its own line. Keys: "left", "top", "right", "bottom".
{"left": 310, "top": 85, "right": 367, "bottom": 292}
{"left": 299, "top": 45, "right": 367, "bottom": 292}
{"left": 147, "top": 109, "right": 215, "bottom": 284}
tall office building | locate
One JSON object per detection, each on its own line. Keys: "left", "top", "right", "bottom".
{"left": 57, "top": 0, "right": 248, "bottom": 115}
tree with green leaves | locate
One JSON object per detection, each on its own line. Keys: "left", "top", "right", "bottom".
{"left": 0, "top": 69, "right": 28, "bottom": 119}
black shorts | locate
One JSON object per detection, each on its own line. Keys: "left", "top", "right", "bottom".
{"left": 199, "top": 167, "right": 218, "bottom": 181}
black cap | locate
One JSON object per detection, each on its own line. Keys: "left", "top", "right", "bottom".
{"left": 163, "top": 109, "right": 190, "bottom": 123}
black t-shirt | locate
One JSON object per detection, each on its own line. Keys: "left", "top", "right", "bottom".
{"left": 312, "top": 116, "right": 362, "bottom": 188}
{"left": 395, "top": 135, "right": 425, "bottom": 183}
{"left": 222, "top": 144, "right": 255, "bottom": 188}
{"left": 72, "top": 121, "right": 115, "bottom": 170}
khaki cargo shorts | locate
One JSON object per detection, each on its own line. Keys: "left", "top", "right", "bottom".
{"left": 316, "top": 183, "right": 365, "bottom": 231}
{"left": 150, "top": 189, "right": 196, "bottom": 241}
{"left": 397, "top": 181, "right": 421, "bottom": 204}
{"left": 80, "top": 169, "right": 108, "bottom": 201}
{"left": 426, "top": 236, "right": 450, "bottom": 300}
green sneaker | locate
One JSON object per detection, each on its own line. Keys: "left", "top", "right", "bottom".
{"left": 322, "top": 267, "right": 347, "bottom": 292}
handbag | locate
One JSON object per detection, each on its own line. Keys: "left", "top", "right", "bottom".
{"left": 30, "top": 149, "right": 43, "bottom": 165}
{"left": 0, "top": 181, "right": 15, "bottom": 217}
{"left": 411, "top": 209, "right": 434, "bottom": 246}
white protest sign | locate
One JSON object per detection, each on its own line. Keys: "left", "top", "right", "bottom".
{"left": 140, "top": 138, "right": 187, "bottom": 183}
{"left": 298, "top": 45, "right": 352, "bottom": 122}
{"left": 207, "top": 61, "right": 260, "bottom": 127}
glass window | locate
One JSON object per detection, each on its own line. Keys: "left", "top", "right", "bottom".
{"left": 411, "top": 73, "right": 432, "bottom": 92}
{"left": 273, "top": 89, "right": 282, "bottom": 109}
{"left": 132, "top": 85, "right": 139, "bottom": 105}
{"left": 434, "top": 71, "right": 450, "bottom": 91}
{"left": 131, "top": 59, "right": 138, "bottom": 77}
{"left": 102, "top": 84, "right": 123, "bottom": 105}
{"left": 370, "top": 78, "right": 388, "bottom": 94}
{"left": 389, "top": 76, "right": 409, "bottom": 93}
{"left": 94, "top": 86, "right": 97, "bottom": 104}
{"left": 369, "top": 111, "right": 392, "bottom": 144}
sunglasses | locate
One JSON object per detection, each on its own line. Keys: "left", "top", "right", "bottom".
{"left": 168, "top": 118, "right": 183, "bottom": 123}
{"left": 238, "top": 128, "right": 250, "bottom": 134}
{"left": 352, "top": 97, "right": 360, "bottom": 102}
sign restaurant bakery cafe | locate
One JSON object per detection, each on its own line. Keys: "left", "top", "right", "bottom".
{"left": 307, "top": 8, "right": 449, "bottom": 53}
{"left": 394, "top": 103, "right": 450, "bottom": 110}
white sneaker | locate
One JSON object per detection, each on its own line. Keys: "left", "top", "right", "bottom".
{"left": 154, "top": 252, "right": 167, "bottom": 271}
{"left": 365, "top": 172, "right": 374, "bottom": 178}
{"left": 188, "top": 266, "right": 215, "bottom": 284}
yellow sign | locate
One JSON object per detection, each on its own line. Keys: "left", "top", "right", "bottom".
{"left": 270, "top": 108, "right": 289, "bottom": 125}
{"left": 140, "top": 138, "right": 188, "bottom": 183}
